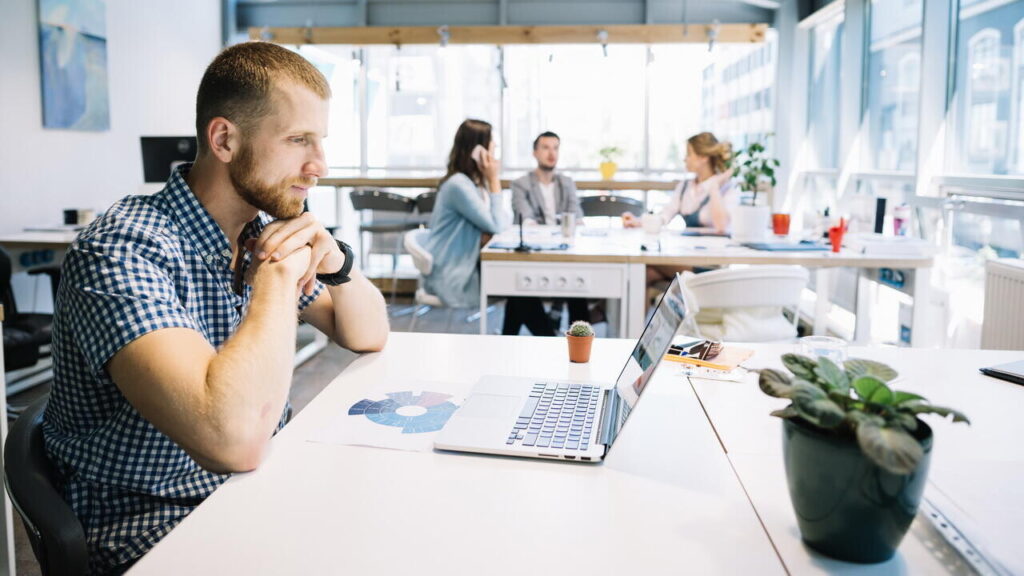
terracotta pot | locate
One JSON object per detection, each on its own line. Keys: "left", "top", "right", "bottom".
{"left": 565, "top": 333, "right": 594, "bottom": 363}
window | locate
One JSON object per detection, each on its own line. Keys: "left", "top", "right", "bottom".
{"left": 952, "top": 0, "right": 1024, "bottom": 175}
{"left": 807, "top": 10, "right": 845, "bottom": 170}
{"left": 865, "top": 0, "right": 923, "bottom": 171}
{"left": 294, "top": 45, "right": 361, "bottom": 169}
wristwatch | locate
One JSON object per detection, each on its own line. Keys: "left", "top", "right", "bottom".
{"left": 315, "top": 239, "right": 354, "bottom": 286}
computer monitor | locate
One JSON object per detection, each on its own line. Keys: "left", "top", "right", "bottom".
{"left": 140, "top": 136, "right": 197, "bottom": 183}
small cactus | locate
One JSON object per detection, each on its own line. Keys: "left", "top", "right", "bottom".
{"left": 567, "top": 320, "right": 594, "bottom": 337}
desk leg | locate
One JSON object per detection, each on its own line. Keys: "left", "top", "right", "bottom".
{"left": 910, "top": 267, "right": 933, "bottom": 348}
{"left": 813, "top": 268, "right": 832, "bottom": 336}
{"left": 626, "top": 263, "right": 646, "bottom": 338}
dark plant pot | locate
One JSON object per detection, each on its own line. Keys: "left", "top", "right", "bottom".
{"left": 782, "top": 417, "right": 932, "bottom": 563}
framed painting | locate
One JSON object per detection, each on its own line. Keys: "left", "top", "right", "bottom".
{"left": 38, "top": 0, "right": 109, "bottom": 131}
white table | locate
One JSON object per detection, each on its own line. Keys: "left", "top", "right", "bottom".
{"left": 481, "top": 229, "right": 935, "bottom": 345}
{"left": 131, "top": 333, "right": 784, "bottom": 575}
{"left": 692, "top": 344, "right": 1024, "bottom": 575}
{"left": 131, "top": 334, "right": 1021, "bottom": 575}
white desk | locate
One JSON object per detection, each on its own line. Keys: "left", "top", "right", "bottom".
{"left": 692, "top": 344, "right": 1024, "bottom": 575}
{"left": 131, "top": 333, "right": 784, "bottom": 575}
{"left": 481, "top": 229, "right": 935, "bottom": 345}
{"left": 0, "top": 230, "right": 78, "bottom": 275}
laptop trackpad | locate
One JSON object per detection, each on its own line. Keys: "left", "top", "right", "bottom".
{"left": 459, "top": 394, "right": 520, "bottom": 419}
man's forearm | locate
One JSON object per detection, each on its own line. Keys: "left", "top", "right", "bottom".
{"left": 325, "top": 268, "right": 388, "bottom": 352}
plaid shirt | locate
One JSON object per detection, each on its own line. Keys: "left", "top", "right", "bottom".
{"left": 43, "top": 164, "right": 322, "bottom": 574}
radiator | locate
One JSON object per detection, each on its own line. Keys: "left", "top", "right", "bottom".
{"left": 982, "top": 259, "right": 1024, "bottom": 350}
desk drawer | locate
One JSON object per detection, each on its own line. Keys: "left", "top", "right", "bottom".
{"left": 481, "top": 261, "right": 627, "bottom": 298}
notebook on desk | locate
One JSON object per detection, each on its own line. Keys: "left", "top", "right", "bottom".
{"left": 488, "top": 242, "right": 569, "bottom": 251}
{"left": 434, "top": 274, "right": 689, "bottom": 462}
{"left": 979, "top": 360, "right": 1024, "bottom": 386}
{"left": 742, "top": 241, "right": 829, "bottom": 252}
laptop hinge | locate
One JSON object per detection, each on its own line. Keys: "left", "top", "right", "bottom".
{"left": 597, "top": 388, "right": 619, "bottom": 447}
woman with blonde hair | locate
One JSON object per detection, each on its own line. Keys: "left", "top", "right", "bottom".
{"left": 623, "top": 132, "right": 737, "bottom": 233}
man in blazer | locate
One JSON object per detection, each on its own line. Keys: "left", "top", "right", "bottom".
{"left": 510, "top": 132, "right": 585, "bottom": 226}
{"left": 503, "top": 132, "right": 588, "bottom": 335}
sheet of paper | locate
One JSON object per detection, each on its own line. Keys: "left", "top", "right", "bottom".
{"left": 308, "top": 382, "right": 464, "bottom": 452}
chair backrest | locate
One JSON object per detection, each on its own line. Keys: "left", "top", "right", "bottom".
{"left": 414, "top": 190, "right": 437, "bottom": 215}
{"left": 579, "top": 195, "right": 645, "bottom": 217}
{"left": 684, "top": 265, "right": 809, "bottom": 310}
{"left": 403, "top": 228, "right": 433, "bottom": 276}
{"left": 1, "top": 247, "right": 16, "bottom": 315}
{"left": 349, "top": 189, "right": 416, "bottom": 214}
{"left": 4, "top": 397, "right": 88, "bottom": 576}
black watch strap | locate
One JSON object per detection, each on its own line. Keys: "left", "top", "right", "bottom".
{"left": 316, "top": 240, "right": 354, "bottom": 286}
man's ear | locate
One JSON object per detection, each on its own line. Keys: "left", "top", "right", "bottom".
{"left": 206, "top": 117, "right": 238, "bottom": 163}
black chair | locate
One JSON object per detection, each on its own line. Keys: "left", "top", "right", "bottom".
{"left": 414, "top": 190, "right": 437, "bottom": 216}
{"left": 4, "top": 397, "right": 88, "bottom": 576}
{"left": 1, "top": 248, "right": 57, "bottom": 374}
{"left": 579, "top": 195, "right": 645, "bottom": 218}
{"left": 349, "top": 190, "right": 418, "bottom": 302}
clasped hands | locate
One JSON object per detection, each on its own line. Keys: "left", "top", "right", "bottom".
{"left": 240, "top": 213, "right": 344, "bottom": 296}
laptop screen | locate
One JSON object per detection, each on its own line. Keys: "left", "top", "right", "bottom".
{"left": 605, "top": 273, "right": 689, "bottom": 447}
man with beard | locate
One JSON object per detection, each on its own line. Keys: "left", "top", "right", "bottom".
{"left": 42, "top": 42, "right": 388, "bottom": 574}
{"left": 503, "top": 132, "right": 588, "bottom": 335}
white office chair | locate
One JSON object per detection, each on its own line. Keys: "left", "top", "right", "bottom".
{"left": 403, "top": 228, "right": 448, "bottom": 332}
{"left": 681, "top": 265, "right": 809, "bottom": 342}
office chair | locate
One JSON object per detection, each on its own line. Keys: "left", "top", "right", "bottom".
{"left": 349, "top": 190, "right": 418, "bottom": 302}
{"left": 2, "top": 249, "right": 58, "bottom": 401}
{"left": 4, "top": 397, "right": 88, "bottom": 576}
{"left": 579, "top": 195, "right": 645, "bottom": 218}
{"left": 681, "top": 265, "right": 809, "bottom": 342}
{"left": 402, "top": 228, "right": 448, "bottom": 332}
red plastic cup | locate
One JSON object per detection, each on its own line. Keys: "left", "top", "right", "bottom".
{"left": 771, "top": 213, "right": 791, "bottom": 236}
{"left": 828, "top": 226, "right": 844, "bottom": 253}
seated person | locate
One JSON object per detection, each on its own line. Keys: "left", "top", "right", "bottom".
{"left": 622, "top": 132, "right": 737, "bottom": 285}
{"left": 43, "top": 42, "right": 389, "bottom": 574}
{"left": 506, "top": 131, "right": 588, "bottom": 335}
{"left": 423, "top": 119, "right": 511, "bottom": 310}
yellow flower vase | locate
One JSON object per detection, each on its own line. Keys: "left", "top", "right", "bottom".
{"left": 599, "top": 161, "right": 618, "bottom": 181}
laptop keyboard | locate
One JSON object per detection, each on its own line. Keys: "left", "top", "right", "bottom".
{"left": 507, "top": 382, "right": 601, "bottom": 450}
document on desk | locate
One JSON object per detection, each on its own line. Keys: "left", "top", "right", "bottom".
{"left": 308, "top": 384, "right": 463, "bottom": 452}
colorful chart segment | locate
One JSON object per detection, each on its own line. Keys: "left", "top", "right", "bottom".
{"left": 348, "top": 391, "right": 458, "bottom": 434}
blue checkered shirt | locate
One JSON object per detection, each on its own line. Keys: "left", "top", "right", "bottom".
{"left": 43, "top": 164, "right": 322, "bottom": 574}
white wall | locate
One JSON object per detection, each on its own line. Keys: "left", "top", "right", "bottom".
{"left": 0, "top": 0, "right": 222, "bottom": 235}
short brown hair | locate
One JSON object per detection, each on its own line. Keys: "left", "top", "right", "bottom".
{"left": 195, "top": 41, "right": 331, "bottom": 155}
{"left": 688, "top": 132, "right": 732, "bottom": 174}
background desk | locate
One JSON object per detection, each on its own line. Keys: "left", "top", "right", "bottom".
{"left": 481, "top": 229, "right": 935, "bottom": 345}
{"left": 0, "top": 230, "right": 78, "bottom": 275}
{"left": 131, "top": 333, "right": 783, "bottom": 575}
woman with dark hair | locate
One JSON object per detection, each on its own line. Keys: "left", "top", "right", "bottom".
{"left": 622, "top": 132, "right": 737, "bottom": 233}
{"left": 423, "top": 119, "right": 511, "bottom": 309}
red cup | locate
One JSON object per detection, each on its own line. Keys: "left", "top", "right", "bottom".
{"left": 771, "top": 213, "right": 791, "bottom": 236}
{"left": 828, "top": 226, "right": 844, "bottom": 253}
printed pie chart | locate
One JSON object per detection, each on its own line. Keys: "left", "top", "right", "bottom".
{"left": 348, "top": 391, "right": 458, "bottom": 434}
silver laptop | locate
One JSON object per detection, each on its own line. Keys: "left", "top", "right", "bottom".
{"left": 434, "top": 274, "right": 688, "bottom": 462}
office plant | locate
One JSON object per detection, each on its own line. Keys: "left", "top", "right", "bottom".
{"left": 566, "top": 320, "right": 595, "bottom": 363}
{"left": 730, "top": 141, "right": 778, "bottom": 207}
{"left": 758, "top": 355, "right": 969, "bottom": 563}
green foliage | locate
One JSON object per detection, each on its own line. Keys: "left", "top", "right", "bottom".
{"left": 567, "top": 320, "right": 595, "bottom": 337}
{"left": 728, "top": 140, "right": 779, "bottom": 206}
{"left": 759, "top": 354, "right": 970, "bottom": 475}
{"left": 599, "top": 146, "right": 623, "bottom": 163}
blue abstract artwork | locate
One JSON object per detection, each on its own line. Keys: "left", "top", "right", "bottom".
{"left": 38, "top": 0, "right": 109, "bottom": 131}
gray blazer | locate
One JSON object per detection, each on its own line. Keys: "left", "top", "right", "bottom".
{"left": 510, "top": 172, "right": 584, "bottom": 225}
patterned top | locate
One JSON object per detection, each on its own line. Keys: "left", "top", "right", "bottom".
{"left": 42, "top": 164, "right": 322, "bottom": 574}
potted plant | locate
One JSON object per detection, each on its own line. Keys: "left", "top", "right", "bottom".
{"left": 758, "top": 354, "right": 969, "bottom": 563}
{"left": 566, "top": 320, "right": 595, "bottom": 363}
{"left": 598, "top": 146, "right": 623, "bottom": 181}
{"left": 728, "top": 141, "right": 778, "bottom": 242}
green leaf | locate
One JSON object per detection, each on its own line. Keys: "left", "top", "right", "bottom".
{"left": 845, "top": 358, "right": 899, "bottom": 383}
{"left": 813, "top": 357, "right": 850, "bottom": 393}
{"left": 781, "top": 354, "right": 818, "bottom": 382}
{"left": 892, "top": 391, "right": 926, "bottom": 405}
{"left": 846, "top": 410, "right": 885, "bottom": 428}
{"left": 791, "top": 383, "right": 846, "bottom": 429}
{"left": 856, "top": 422, "right": 925, "bottom": 475}
{"left": 773, "top": 159, "right": 780, "bottom": 166}
{"left": 888, "top": 412, "right": 919, "bottom": 431}
{"left": 758, "top": 369, "right": 795, "bottom": 398}
{"left": 852, "top": 376, "right": 884, "bottom": 400}
{"left": 770, "top": 405, "right": 799, "bottom": 419}
{"left": 908, "top": 403, "right": 971, "bottom": 424}
{"left": 867, "top": 383, "right": 895, "bottom": 405}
